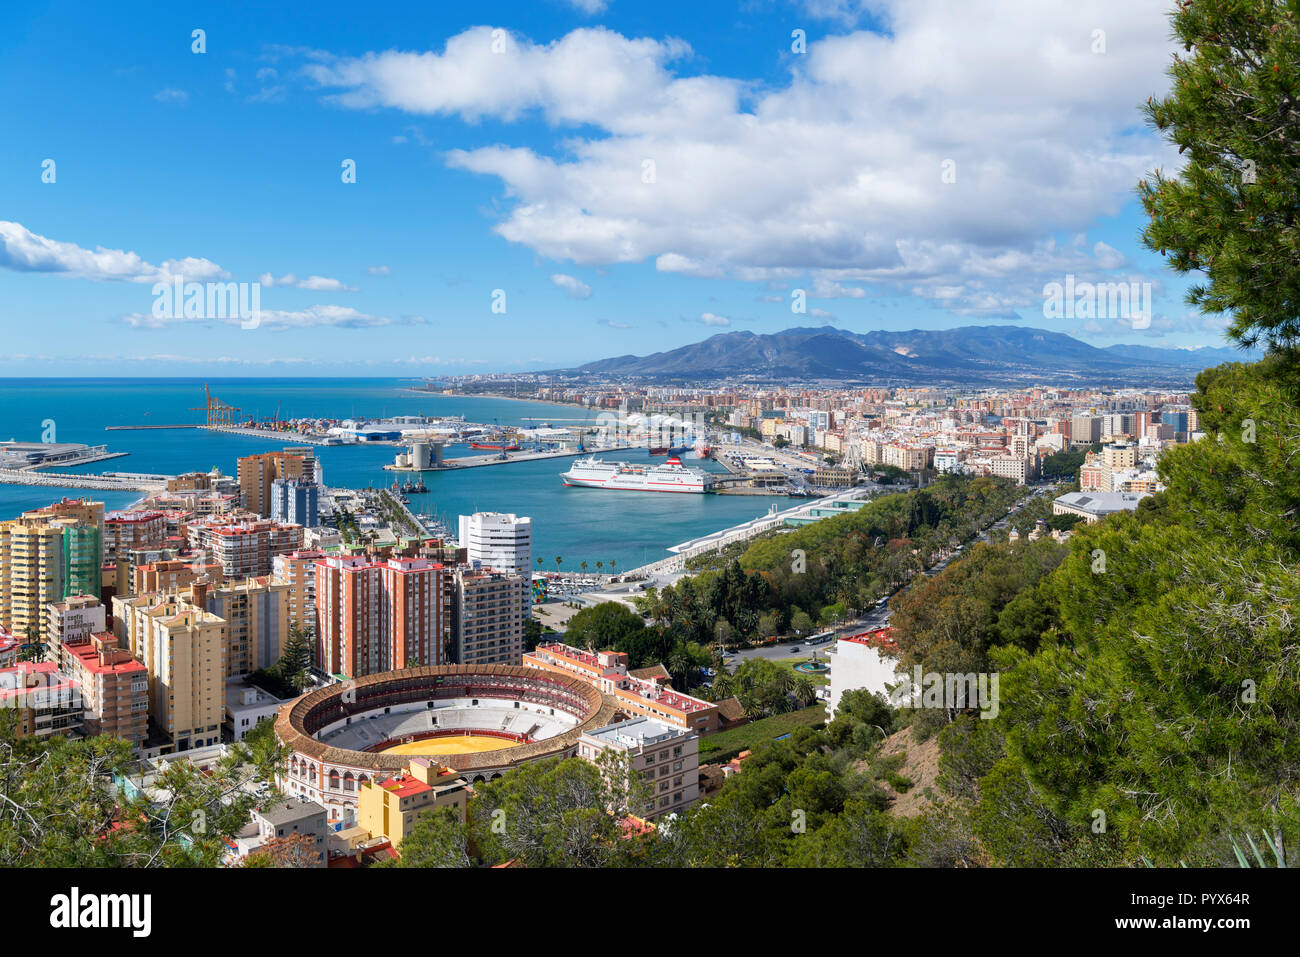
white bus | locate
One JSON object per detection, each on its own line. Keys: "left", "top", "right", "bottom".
{"left": 804, "top": 630, "right": 835, "bottom": 647}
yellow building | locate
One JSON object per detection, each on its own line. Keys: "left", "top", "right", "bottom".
{"left": 113, "top": 592, "right": 227, "bottom": 752}
{"left": 1102, "top": 442, "right": 1138, "bottom": 471}
{"left": 356, "top": 758, "right": 468, "bottom": 849}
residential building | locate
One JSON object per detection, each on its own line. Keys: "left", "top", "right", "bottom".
{"left": 113, "top": 592, "right": 227, "bottom": 752}
{"left": 47, "top": 595, "right": 106, "bottom": 651}
{"left": 237, "top": 451, "right": 309, "bottom": 518}
{"left": 225, "top": 676, "right": 288, "bottom": 741}
{"left": 192, "top": 576, "right": 290, "bottom": 677}
{"left": 228, "top": 798, "right": 329, "bottom": 867}
{"left": 55, "top": 631, "right": 148, "bottom": 748}
{"left": 316, "top": 556, "right": 449, "bottom": 678}
{"left": 271, "top": 550, "right": 325, "bottom": 630}
{"left": 453, "top": 566, "right": 526, "bottom": 667}
{"left": 0, "top": 661, "right": 83, "bottom": 740}
{"left": 457, "top": 511, "right": 532, "bottom": 576}
{"left": 985, "top": 455, "right": 1036, "bottom": 485}
{"left": 827, "top": 628, "right": 898, "bottom": 716}
{"left": 187, "top": 518, "right": 305, "bottom": 579}
{"left": 134, "top": 557, "right": 225, "bottom": 596}
{"left": 579, "top": 717, "right": 700, "bottom": 819}
{"left": 271, "top": 478, "right": 320, "bottom": 529}
{"left": 103, "top": 510, "right": 168, "bottom": 563}
{"left": 0, "top": 516, "right": 95, "bottom": 641}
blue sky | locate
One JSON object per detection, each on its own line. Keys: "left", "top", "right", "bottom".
{"left": 0, "top": 0, "right": 1223, "bottom": 376}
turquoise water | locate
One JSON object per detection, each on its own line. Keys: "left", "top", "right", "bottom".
{"left": 0, "top": 378, "right": 791, "bottom": 570}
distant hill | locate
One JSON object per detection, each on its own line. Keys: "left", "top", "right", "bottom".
{"left": 566, "top": 326, "right": 1256, "bottom": 385}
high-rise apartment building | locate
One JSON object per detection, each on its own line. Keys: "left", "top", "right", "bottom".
{"left": 237, "top": 451, "right": 308, "bottom": 518}
{"left": 271, "top": 550, "right": 325, "bottom": 631}
{"left": 270, "top": 478, "right": 320, "bottom": 529}
{"left": 453, "top": 567, "right": 527, "bottom": 667}
{"left": 0, "top": 516, "right": 99, "bottom": 642}
{"left": 191, "top": 576, "right": 290, "bottom": 677}
{"left": 187, "top": 519, "right": 304, "bottom": 579}
{"left": 54, "top": 631, "right": 148, "bottom": 748}
{"left": 114, "top": 592, "right": 227, "bottom": 752}
{"left": 315, "top": 556, "right": 449, "bottom": 678}
{"left": 457, "top": 512, "right": 532, "bottom": 576}
{"left": 103, "top": 510, "right": 168, "bottom": 563}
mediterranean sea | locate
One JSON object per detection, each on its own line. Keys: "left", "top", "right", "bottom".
{"left": 0, "top": 378, "right": 794, "bottom": 571}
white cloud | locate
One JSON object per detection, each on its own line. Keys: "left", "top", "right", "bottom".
{"left": 810, "top": 278, "right": 866, "bottom": 299}
{"left": 0, "top": 221, "right": 226, "bottom": 284}
{"left": 550, "top": 273, "right": 592, "bottom": 299}
{"left": 699, "top": 312, "right": 731, "bottom": 326}
{"left": 122, "top": 305, "right": 393, "bottom": 330}
{"left": 306, "top": 5, "right": 1177, "bottom": 317}
{"left": 154, "top": 88, "right": 189, "bottom": 104}
{"left": 566, "top": 0, "right": 611, "bottom": 14}
{"left": 258, "top": 272, "right": 358, "bottom": 292}
{"left": 366, "top": 265, "right": 392, "bottom": 276}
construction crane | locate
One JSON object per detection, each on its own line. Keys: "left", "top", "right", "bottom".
{"left": 190, "top": 383, "right": 241, "bottom": 428}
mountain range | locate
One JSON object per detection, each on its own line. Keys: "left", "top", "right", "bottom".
{"left": 565, "top": 326, "right": 1253, "bottom": 386}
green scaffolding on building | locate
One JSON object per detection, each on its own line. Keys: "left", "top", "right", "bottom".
{"left": 61, "top": 524, "right": 102, "bottom": 599}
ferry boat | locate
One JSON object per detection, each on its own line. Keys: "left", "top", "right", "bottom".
{"left": 561, "top": 456, "right": 713, "bottom": 493}
{"left": 648, "top": 444, "right": 692, "bottom": 457}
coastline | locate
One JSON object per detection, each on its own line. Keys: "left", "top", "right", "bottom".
{"left": 397, "top": 388, "right": 596, "bottom": 415}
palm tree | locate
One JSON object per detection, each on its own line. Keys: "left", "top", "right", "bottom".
{"left": 609, "top": 559, "right": 617, "bottom": 577}
{"left": 536, "top": 556, "right": 543, "bottom": 571}
{"left": 772, "top": 669, "right": 796, "bottom": 697}
{"left": 667, "top": 648, "right": 692, "bottom": 689}
{"left": 580, "top": 560, "right": 588, "bottom": 577}
{"left": 792, "top": 675, "right": 817, "bottom": 708}
{"left": 555, "top": 556, "right": 563, "bottom": 573}
{"left": 595, "top": 561, "right": 603, "bottom": 576}
{"left": 710, "top": 672, "right": 735, "bottom": 699}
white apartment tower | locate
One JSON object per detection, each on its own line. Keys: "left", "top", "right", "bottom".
{"left": 458, "top": 512, "right": 533, "bottom": 576}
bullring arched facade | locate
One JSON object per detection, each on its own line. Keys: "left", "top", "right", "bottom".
{"left": 274, "top": 664, "right": 617, "bottom": 825}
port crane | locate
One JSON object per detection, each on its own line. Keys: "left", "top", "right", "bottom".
{"left": 190, "top": 383, "right": 241, "bottom": 428}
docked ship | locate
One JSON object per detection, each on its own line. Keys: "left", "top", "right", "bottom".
{"left": 561, "top": 456, "right": 713, "bottom": 493}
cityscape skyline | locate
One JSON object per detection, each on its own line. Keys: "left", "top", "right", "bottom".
{"left": 1, "top": 0, "right": 1220, "bottom": 378}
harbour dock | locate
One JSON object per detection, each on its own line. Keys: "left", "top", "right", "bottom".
{"left": 0, "top": 469, "right": 171, "bottom": 492}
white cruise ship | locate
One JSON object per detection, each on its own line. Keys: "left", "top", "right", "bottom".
{"left": 561, "top": 456, "right": 713, "bottom": 493}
